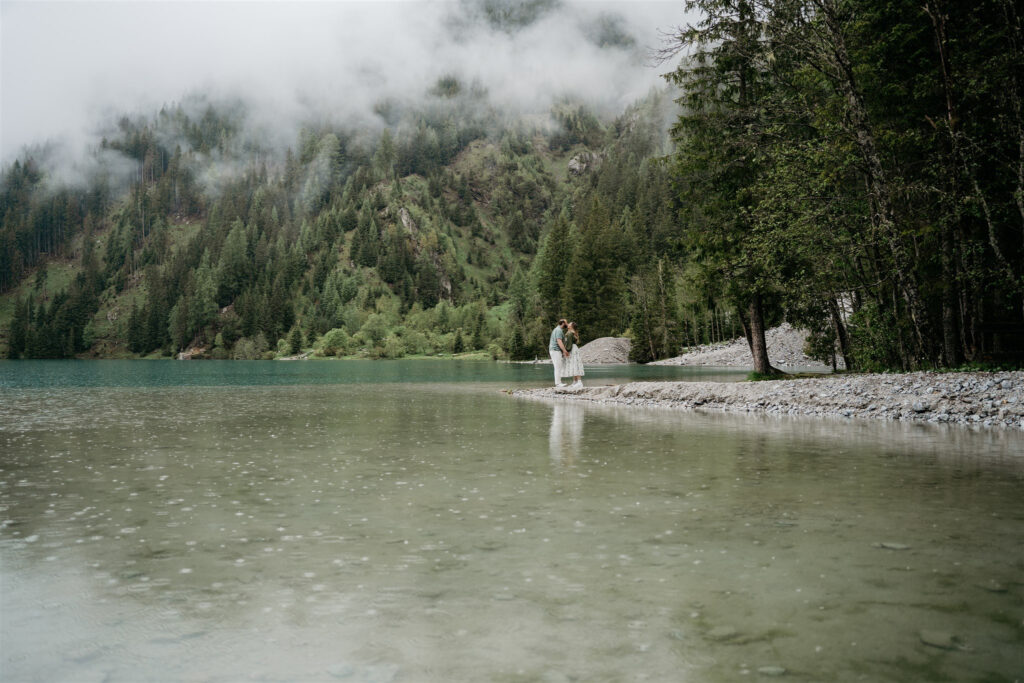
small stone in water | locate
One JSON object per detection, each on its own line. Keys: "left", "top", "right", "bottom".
{"left": 920, "top": 630, "right": 956, "bottom": 650}
{"left": 877, "top": 542, "right": 910, "bottom": 550}
{"left": 977, "top": 579, "right": 1008, "bottom": 593}
{"left": 707, "top": 626, "right": 739, "bottom": 641}
{"left": 541, "top": 672, "right": 572, "bottom": 683}
{"left": 327, "top": 664, "right": 355, "bottom": 678}
{"left": 757, "top": 666, "right": 787, "bottom": 676}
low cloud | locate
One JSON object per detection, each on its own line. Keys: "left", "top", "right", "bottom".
{"left": 1, "top": 1, "right": 690, "bottom": 170}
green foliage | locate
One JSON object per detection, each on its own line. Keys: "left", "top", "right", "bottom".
{"left": 664, "top": 0, "right": 1024, "bottom": 370}
{"left": 5, "top": 255, "right": 104, "bottom": 359}
{"left": 629, "top": 260, "right": 681, "bottom": 363}
{"left": 533, "top": 213, "right": 575, "bottom": 321}
{"left": 383, "top": 334, "right": 406, "bottom": 359}
{"left": 746, "top": 371, "right": 778, "bottom": 382}
{"left": 287, "top": 326, "right": 304, "bottom": 355}
{"left": 357, "top": 313, "right": 389, "bottom": 347}
{"left": 316, "top": 327, "right": 352, "bottom": 357}
{"left": 563, "top": 198, "right": 628, "bottom": 338}
{"left": 232, "top": 332, "right": 269, "bottom": 360}
{"left": 550, "top": 101, "right": 606, "bottom": 151}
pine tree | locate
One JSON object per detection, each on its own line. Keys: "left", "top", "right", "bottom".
{"left": 664, "top": 0, "right": 778, "bottom": 374}
{"left": 217, "top": 220, "right": 249, "bottom": 304}
{"left": 7, "top": 296, "right": 29, "bottom": 358}
{"left": 534, "top": 212, "right": 575, "bottom": 320}
{"left": 127, "top": 300, "right": 147, "bottom": 354}
{"left": 168, "top": 296, "right": 191, "bottom": 353}
{"left": 564, "top": 199, "right": 625, "bottom": 338}
{"left": 288, "top": 326, "right": 304, "bottom": 355}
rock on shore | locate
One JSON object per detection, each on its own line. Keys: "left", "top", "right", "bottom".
{"left": 579, "top": 337, "right": 631, "bottom": 364}
{"left": 512, "top": 371, "right": 1024, "bottom": 430}
{"left": 519, "top": 337, "right": 632, "bottom": 365}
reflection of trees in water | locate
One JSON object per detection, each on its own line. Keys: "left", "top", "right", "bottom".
{"left": 549, "top": 402, "right": 584, "bottom": 467}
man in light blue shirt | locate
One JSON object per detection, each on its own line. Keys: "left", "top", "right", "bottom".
{"left": 548, "top": 319, "right": 569, "bottom": 387}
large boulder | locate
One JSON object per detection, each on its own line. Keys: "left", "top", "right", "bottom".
{"left": 578, "top": 337, "right": 631, "bottom": 364}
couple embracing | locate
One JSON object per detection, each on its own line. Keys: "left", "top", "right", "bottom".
{"left": 548, "top": 318, "right": 585, "bottom": 388}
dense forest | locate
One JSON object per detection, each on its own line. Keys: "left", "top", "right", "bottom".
{"left": 3, "top": 0, "right": 1023, "bottom": 370}
{"left": 664, "top": 0, "right": 1024, "bottom": 371}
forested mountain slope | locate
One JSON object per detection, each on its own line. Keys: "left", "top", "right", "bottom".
{"left": 1, "top": 88, "right": 692, "bottom": 361}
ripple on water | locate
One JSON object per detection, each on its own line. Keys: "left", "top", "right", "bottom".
{"left": 2, "top": 381, "right": 1023, "bottom": 682}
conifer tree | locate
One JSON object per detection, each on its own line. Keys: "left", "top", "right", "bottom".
{"left": 288, "top": 326, "right": 304, "bottom": 355}
{"left": 452, "top": 328, "right": 464, "bottom": 354}
{"left": 533, "top": 212, "right": 575, "bottom": 320}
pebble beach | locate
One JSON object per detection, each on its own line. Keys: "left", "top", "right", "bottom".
{"left": 513, "top": 370, "right": 1024, "bottom": 430}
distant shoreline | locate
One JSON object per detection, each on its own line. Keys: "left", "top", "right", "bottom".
{"left": 511, "top": 370, "right": 1024, "bottom": 431}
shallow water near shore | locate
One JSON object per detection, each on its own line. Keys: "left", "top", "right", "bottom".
{"left": 1, "top": 361, "right": 1022, "bottom": 681}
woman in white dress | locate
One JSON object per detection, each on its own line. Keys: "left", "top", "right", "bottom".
{"left": 564, "top": 322, "right": 584, "bottom": 388}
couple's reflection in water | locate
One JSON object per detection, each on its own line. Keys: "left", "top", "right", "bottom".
{"left": 548, "top": 402, "right": 584, "bottom": 468}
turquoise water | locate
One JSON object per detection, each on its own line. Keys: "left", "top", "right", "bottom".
{"left": 1, "top": 361, "right": 1022, "bottom": 682}
{"left": 0, "top": 359, "right": 747, "bottom": 389}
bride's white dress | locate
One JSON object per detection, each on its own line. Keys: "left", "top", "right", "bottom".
{"left": 564, "top": 343, "right": 584, "bottom": 377}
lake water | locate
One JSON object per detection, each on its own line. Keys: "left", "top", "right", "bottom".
{"left": 1, "top": 361, "right": 1022, "bottom": 682}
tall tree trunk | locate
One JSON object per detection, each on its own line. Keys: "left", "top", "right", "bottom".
{"left": 923, "top": 2, "right": 964, "bottom": 368}
{"left": 747, "top": 292, "right": 774, "bottom": 374}
{"left": 940, "top": 226, "right": 962, "bottom": 367}
{"left": 737, "top": 303, "right": 753, "bottom": 353}
{"left": 828, "top": 296, "right": 854, "bottom": 371}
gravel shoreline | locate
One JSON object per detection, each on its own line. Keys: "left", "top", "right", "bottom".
{"left": 650, "top": 323, "right": 840, "bottom": 371}
{"left": 512, "top": 371, "right": 1024, "bottom": 431}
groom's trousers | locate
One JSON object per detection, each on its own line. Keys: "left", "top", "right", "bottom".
{"left": 549, "top": 350, "right": 563, "bottom": 384}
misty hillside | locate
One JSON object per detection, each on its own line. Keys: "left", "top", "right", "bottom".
{"left": 0, "top": 86, "right": 689, "bottom": 361}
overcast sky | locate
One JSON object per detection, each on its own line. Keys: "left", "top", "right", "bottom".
{"left": 1, "top": 1, "right": 691, "bottom": 163}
